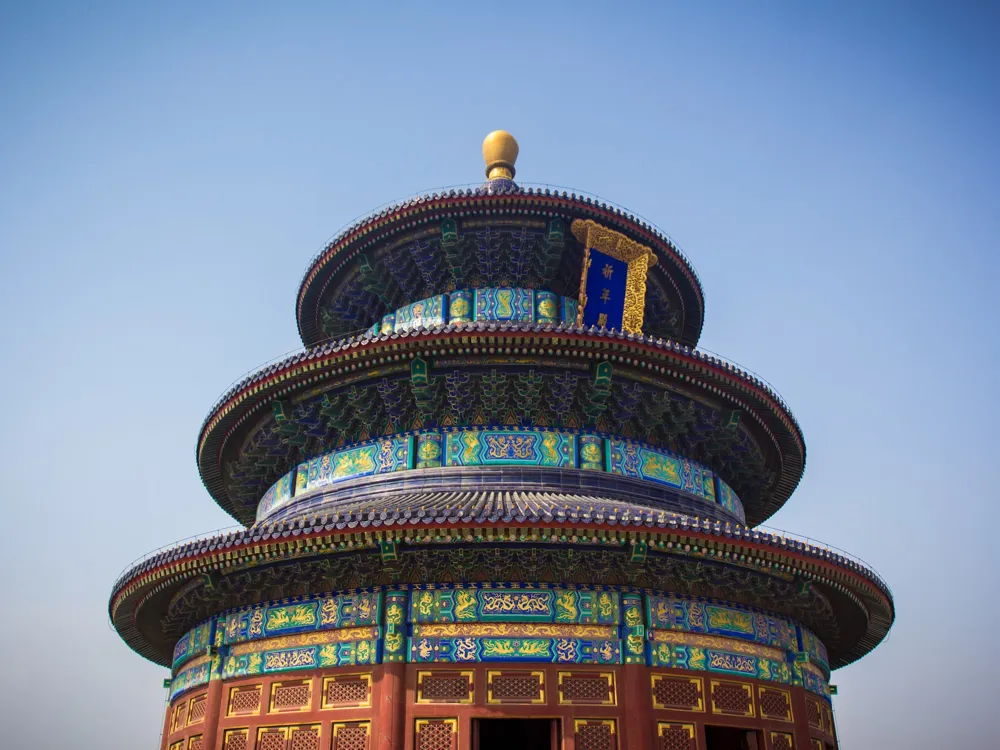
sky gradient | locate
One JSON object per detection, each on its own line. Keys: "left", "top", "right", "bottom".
{"left": 1, "top": 2, "right": 998, "bottom": 747}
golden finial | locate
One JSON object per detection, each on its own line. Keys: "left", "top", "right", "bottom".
{"left": 482, "top": 130, "right": 519, "bottom": 180}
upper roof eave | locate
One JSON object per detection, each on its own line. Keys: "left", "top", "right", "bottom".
{"left": 294, "top": 184, "right": 706, "bottom": 348}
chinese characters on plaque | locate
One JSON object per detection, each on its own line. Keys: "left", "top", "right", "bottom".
{"left": 582, "top": 249, "right": 628, "bottom": 330}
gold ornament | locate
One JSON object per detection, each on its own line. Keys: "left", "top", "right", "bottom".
{"left": 482, "top": 130, "right": 519, "bottom": 180}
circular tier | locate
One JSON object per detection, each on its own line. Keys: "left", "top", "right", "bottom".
{"left": 294, "top": 186, "right": 705, "bottom": 348}
{"left": 252, "top": 440, "right": 748, "bottom": 526}
{"left": 198, "top": 323, "right": 804, "bottom": 527}
{"left": 109, "top": 511, "right": 893, "bottom": 674}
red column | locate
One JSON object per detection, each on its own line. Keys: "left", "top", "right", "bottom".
{"left": 375, "top": 663, "right": 407, "bottom": 750}
{"left": 619, "top": 665, "right": 654, "bottom": 750}
{"left": 159, "top": 690, "right": 173, "bottom": 750}
{"left": 199, "top": 676, "right": 225, "bottom": 750}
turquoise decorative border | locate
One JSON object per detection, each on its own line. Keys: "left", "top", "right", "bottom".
{"left": 221, "top": 592, "right": 382, "bottom": 646}
{"left": 410, "top": 588, "right": 619, "bottom": 625}
{"left": 169, "top": 585, "right": 831, "bottom": 701}
{"left": 172, "top": 619, "right": 212, "bottom": 670}
{"left": 443, "top": 430, "right": 575, "bottom": 468}
{"left": 366, "top": 287, "right": 579, "bottom": 336}
{"left": 221, "top": 632, "right": 380, "bottom": 682}
{"left": 409, "top": 635, "right": 620, "bottom": 664}
{"left": 647, "top": 595, "right": 798, "bottom": 652}
{"left": 256, "top": 427, "right": 744, "bottom": 523}
{"left": 655, "top": 641, "right": 799, "bottom": 686}
{"left": 170, "top": 658, "right": 210, "bottom": 699}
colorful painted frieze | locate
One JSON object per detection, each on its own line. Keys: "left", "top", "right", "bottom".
{"left": 716, "top": 477, "right": 744, "bottom": 518}
{"left": 448, "top": 290, "right": 473, "bottom": 324}
{"left": 800, "top": 627, "right": 830, "bottom": 674}
{"left": 621, "top": 593, "right": 645, "bottom": 664}
{"left": 257, "top": 472, "right": 294, "bottom": 519}
{"left": 647, "top": 595, "right": 798, "bottom": 652}
{"left": 578, "top": 434, "right": 604, "bottom": 470}
{"left": 648, "top": 631, "right": 801, "bottom": 688}
{"left": 221, "top": 591, "right": 382, "bottom": 646}
{"left": 409, "top": 635, "right": 620, "bottom": 664}
{"left": 172, "top": 618, "right": 213, "bottom": 670}
{"left": 415, "top": 432, "right": 443, "bottom": 469}
{"left": 534, "top": 290, "right": 559, "bottom": 325}
{"left": 609, "top": 440, "right": 718, "bottom": 505}
{"left": 221, "top": 628, "right": 380, "bottom": 679}
{"left": 257, "top": 426, "right": 744, "bottom": 521}
{"left": 410, "top": 587, "right": 619, "bottom": 625}
{"left": 802, "top": 663, "right": 832, "bottom": 698}
{"left": 475, "top": 288, "right": 534, "bottom": 323}
{"left": 170, "top": 656, "right": 210, "bottom": 700}
{"left": 444, "top": 429, "right": 575, "bottom": 467}
{"left": 294, "top": 438, "right": 410, "bottom": 496}
{"left": 382, "top": 591, "right": 409, "bottom": 662}
{"left": 165, "top": 586, "right": 827, "bottom": 691}
{"left": 394, "top": 294, "right": 446, "bottom": 332}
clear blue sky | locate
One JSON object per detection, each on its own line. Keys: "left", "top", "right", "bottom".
{"left": 1, "top": 2, "right": 997, "bottom": 747}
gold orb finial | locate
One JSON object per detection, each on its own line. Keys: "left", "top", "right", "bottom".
{"left": 482, "top": 130, "right": 519, "bottom": 180}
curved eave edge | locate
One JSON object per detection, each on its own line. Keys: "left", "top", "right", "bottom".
{"left": 196, "top": 324, "right": 805, "bottom": 525}
{"left": 293, "top": 190, "right": 706, "bottom": 346}
{"left": 109, "top": 516, "right": 892, "bottom": 669}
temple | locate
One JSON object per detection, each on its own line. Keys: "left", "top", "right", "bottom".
{"left": 110, "top": 132, "right": 893, "bottom": 750}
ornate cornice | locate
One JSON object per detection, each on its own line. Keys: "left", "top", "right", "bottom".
{"left": 108, "top": 512, "right": 893, "bottom": 672}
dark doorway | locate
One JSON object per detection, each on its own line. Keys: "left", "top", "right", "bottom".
{"left": 705, "top": 725, "right": 762, "bottom": 750}
{"left": 474, "top": 718, "right": 557, "bottom": 750}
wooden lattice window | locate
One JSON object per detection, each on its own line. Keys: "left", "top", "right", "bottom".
{"left": 811, "top": 740, "right": 824, "bottom": 750}
{"left": 710, "top": 680, "right": 755, "bottom": 717}
{"left": 824, "top": 704, "right": 835, "bottom": 736}
{"left": 187, "top": 736, "right": 203, "bottom": 750}
{"left": 651, "top": 675, "right": 704, "bottom": 711}
{"left": 417, "top": 671, "right": 474, "bottom": 704}
{"left": 574, "top": 719, "right": 617, "bottom": 750}
{"left": 227, "top": 685, "right": 262, "bottom": 716}
{"left": 169, "top": 741, "right": 184, "bottom": 750}
{"left": 415, "top": 719, "right": 457, "bottom": 750}
{"left": 269, "top": 679, "right": 313, "bottom": 713}
{"left": 322, "top": 674, "right": 373, "bottom": 709}
{"left": 657, "top": 722, "right": 697, "bottom": 750}
{"left": 805, "top": 696, "right": 824, "bottom": 730}
{"left": 770, "top": 731, "right": 795, "bottom": 750}
{"left": 171, "top": 701, "right": 188, "bottom": 733}
{"left": 254, "top": 724, "right": 321, "bottom": 750}
{"left": 258, "top": 728, "right": 287, "bottom": 750}
{"left": 332, "top": 721, "right": 370, "bottom": 750}
{"left": 222, "top": 729, "right": 249, "bottom": 750}
{"left": 188, "top": 694, "right": 207, "bottom": 724}
{"left": 487, "top": 670, "right": 545, "bottom": 704}
{"left": 558, "top": 672, "right": 616, "bottom": 705}
{"left": 289, "top": 725, "right": 321, "bottom": 750}
{"left": 758, "top": 686, "right": 793, "bottom": 722}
